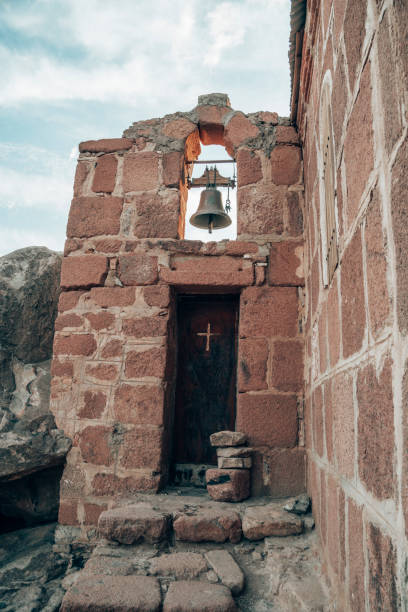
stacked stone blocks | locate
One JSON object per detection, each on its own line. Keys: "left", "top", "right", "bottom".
{"left": 50, "top": 94, "right": 305, "bottom": 532}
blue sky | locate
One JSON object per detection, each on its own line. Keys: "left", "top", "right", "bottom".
{"left": 0, "top": 0, "right": 291, "bottom": 255}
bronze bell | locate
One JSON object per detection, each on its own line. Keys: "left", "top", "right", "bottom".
{"left": 189, "top": 186, "right": 232, "bottom": 234}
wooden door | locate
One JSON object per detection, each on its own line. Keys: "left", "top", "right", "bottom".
{"left": 173, "top": 294, "right": 238, "bottom": 465}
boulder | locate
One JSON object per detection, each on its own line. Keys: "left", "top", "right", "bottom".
{"left": 0, "top": 247, "right": 70, "bottom": 528}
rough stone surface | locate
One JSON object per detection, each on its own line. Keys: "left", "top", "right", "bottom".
{"left": 67, "top": 196, "right": 123, "bottom": 238}
{"left": 205, "top": 549, "right": 245, "bottom": 595}
{"left": 242, "top": 505, "right": 303, "bottom": 540}
{"left": 0, "top": 523, "right": 70, "bottom": 611}
{"left": 150, "top": 552, "right": 208, "bottom": 579}
{"left": 163, "top": 580, "right": 237, "bottom": 612}
{"left": 61, "top": 574, "right": 161, "bottom": 612}
{"left": 173, "top": 509, "right": 242, "bottom": 543}
{"left": 0, "top": 248, "right": 71, "bottom": 525}
{"left": 98, "top": 503, "right": 171, "bottom": 545}
{"left": 210, "top": 431, "right": 247, "bottom": 447}
{"left": 206, "top": 468, "right": 250, "bottom": 502}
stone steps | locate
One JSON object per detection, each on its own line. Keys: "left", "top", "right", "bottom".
{"left": 60, "top": 495, "right": 331, "bottom": 611}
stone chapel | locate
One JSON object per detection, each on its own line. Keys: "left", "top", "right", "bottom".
{"left": 49, "top": 0, "right": 408, "bottom": 609}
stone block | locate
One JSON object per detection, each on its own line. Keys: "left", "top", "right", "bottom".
{"left": 206, "top": 468, "right": 250, "bottom": 502}
{"left": 357, "top": 358, "right": 395, "bottom": 499}
{"left": 237, "top": 182, "right": 285, "bottom": 236}
{"left": 143, "top": 285, "right": 171, "bottom": 307}
{"left": 150, "top": 552, "right": 208, "bottom": 579}
{"left": 78, "top": 389, "right": 107, "bottom": 419}
{"left": 51, "top": 358, "right": 74, "bottom": 377}
{"left": 60, "top": 255, "right": 108, "bottom": 289}
{"left": 79, "top": 137, "right": 133, "bottom": 153}
{"left": 58, "top": 500, "right": 79, "bottom": 526}
{"left": 271, "top": 340, "right": 303, "bottom": 392}
{"left": 61, "top": 574, "right": 161, "bottom": 612}
{"left": 257, "top": 111, "right": 278, "bottom": 124}
{"left": 237, "top": 393, "right": 298, "bottom": 447}
{"left": 270, "top": 146, "right": 301, "bottom": 185}
{"left": 118, "top": 253, "right": 158, "bottom": 285}
{"left": 85, "top": 362, "right": 119, "bottom": 383}
{"left": 332, "top": 371, "right": 354, "bottom": 479}
{"left": 173, "top": 509, "right": 242, "bottom": 543}
{"left": 216, "top": 446, "right": 252, "bottom": 458}
{"left": 54, "top": 313, "right": 83, "bottom": 331}
{"left": 101, "top": 338, "right": 123, "bottom": 359}
{"left": 268, "top": 241, "right": 304, "bottom": 286}
{"left": 125, "top": 347, "right": 167, "bottom": 379}
{"left": 73, "top": 160, "right": 91, "bottom": 196}
{"left": 113, "top": 383, "right": 164, "bottom": 425}
{"left": 240, "top": 286, "right": 299, "bottom": 338}
{"left": 367, "top": 523, "right": 399, "bottom": 610}
{"left": 54, "top": 333, "right": 97, "bottom": 357}
{"left": 343, "top": 0, "right": 367, "bottom": 90}
{"left": 94, "top": 238, "right": 122, "bottom": 253}
{"left": 238, "top": 337, "right": 268, "bottom": 392}
{"left": 327, "top": 275, "right": 340, "bottom": 366}
{"left": 196, "top": 105, "right": 230, "bottom": 145}
{"left": 119, "top": 427, "right": 163, "bottom": 471}
{"left": 163, "top": 151, "right": 184, "bottom": 186}
{"left": 365, "top": 187, "right": 391, "bottom": 338}
{"left": 162, "top": 118, "right": 197, "bottom": 140}
{"left": 205, "top": 550, "right": 244, "bottom": 595}
{"left": 210, "top": 431, "right": 247, "bottom": 447}
{"left": 128, "top": 191, "right": 180, "bottom": 238}
{"left": 92, "top": 154, "right": 117, "bottom": 193}
{"left": 89, "top": 287, "right": 136, "bottom": 307}
{"left": 98, "top": 503, "right": 171, "bottom": 544}
{"left": 224, "top": 112, "right": 259, "bottom": 152}
{"left": 83, "top": 502, "right": 107, "bottom": 525}
{"left": 58, "top": 290, "right": 85, "bottom": 312}
{"left": 312, "top": 386, "right": 324, "bottom": 457}
{"left": 160, "top": 255, "right": 253, "bottom": 287}
{"left": 348, "top": 498, "right": 365, "bottom": 611}
{"left": 261, "top": 448, "right": 306, "bottom": 497}
{"left": 275, "top": 125, "right": 299, "bottom": 144}
{"left": 287, "top": 190, "right": 304, "bottom": 237}
{"left": 85, "top": 311, "right": 115, "bottom": 331}
{"left": 341, "top": 229, "right": 365, "bottom": 358}
{"left": 344, "top": 62, "right": 373, "bottom": 224}
{"left": 217, "top": 456, "right": 252, "bottom": 469}
{"left": 92, "top": 471, "right": 161, "bottom": 496}
{"left": 391, "top": 136, "right": 408, "bottom": 334}
{"left": 77, "top": 425, "right": 113, "bottom": 466}
{"left": 122, "top": 315, "right": 168, "bottom": 338}
{"left": 163, "top": 581, "right": 236, "bottom": 612}
{"left": 123, "top": 151, "right": 159, "bottom": 192}
{"left": 67, "top": 196, "right": 123, "bottom": 238}
{"left": 242, "top": 505, "right": 303, "bottom": 540}
{"left": 236, "top": 149, "right": 262, "bottom": 187}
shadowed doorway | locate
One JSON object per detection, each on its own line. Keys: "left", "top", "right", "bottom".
{"left": 173, "top": 294, "right": 238, "bottom": 483}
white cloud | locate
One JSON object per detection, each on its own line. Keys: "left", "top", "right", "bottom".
{"left": 0, "top": 227, "right": 65, "bottom": 257}
{"left": 0, "top": 0, "right": 291, "bottom": 114}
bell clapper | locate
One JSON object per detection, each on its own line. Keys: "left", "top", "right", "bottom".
{"left": 208, "top": 214, "right": 214, "bottom": 234}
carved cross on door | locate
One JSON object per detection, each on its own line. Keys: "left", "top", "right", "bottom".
{"left": 196, "top": 322, "right": 220, "bottom": 351}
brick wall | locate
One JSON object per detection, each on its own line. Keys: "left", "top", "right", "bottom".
{"left": 50, "top": 95, "right": 306, "bottom": 534}
{"left": 298, "top": 0, "right": 408, "bottom": 608}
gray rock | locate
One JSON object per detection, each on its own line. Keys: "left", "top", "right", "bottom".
{"left": 284, "top": 494, "right": 311, "bottom": 515}
{"left": 0, "top": 523, "right": 71, "bottom": 611}
{"left": 197, "top": 93, "right": 231, "bottom": 107}
{"left": 0, "top": 247, "right": 71, "bottom": 525}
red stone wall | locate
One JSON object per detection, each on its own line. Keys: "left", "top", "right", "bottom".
{"left": 298, "top": 0, "right": 407, "bottom": 608}
{"left": 50, "top": 94, "right": 305, "bottom": 533}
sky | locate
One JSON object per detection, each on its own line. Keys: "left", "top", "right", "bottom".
{"left": 0, "top": 0, "right": 292, "bottom": 255}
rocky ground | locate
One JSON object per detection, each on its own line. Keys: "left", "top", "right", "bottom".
{"left": 0, "top": 490, "right": 333, "bottom": 611}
